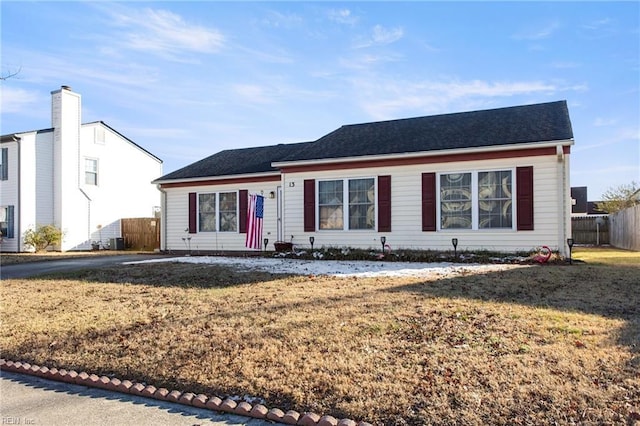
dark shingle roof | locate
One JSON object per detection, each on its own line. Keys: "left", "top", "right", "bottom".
{"left": 157, "top": 100, "right": 573, "bottom": 181}
{"left": 156, "top": 141, "right": 313, "bottom": 181}
{"left": 279, "top": 100, "right": 573, "bottom": 162}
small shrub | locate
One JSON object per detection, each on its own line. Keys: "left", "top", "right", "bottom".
{"left": 23, "top": 224, "right": 63, "bottom": 252}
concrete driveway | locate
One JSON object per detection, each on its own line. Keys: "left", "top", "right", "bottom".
{"left": 0, "top": 254, "right": 170, "bottom": 279}
{"left": 0, "top": 371, "right": 274, "bottom": 426}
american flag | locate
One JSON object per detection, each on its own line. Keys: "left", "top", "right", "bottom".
{"left": 245, "top": 194, "right": 264, "bottom": 250}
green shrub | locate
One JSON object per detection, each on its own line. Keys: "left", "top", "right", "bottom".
{"left": 23, "top": 225, "right": 64, "bottom": 252}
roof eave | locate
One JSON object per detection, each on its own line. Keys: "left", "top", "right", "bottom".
{"left": 152, "top": 170, "right": 281, "bottom": 185}
{"left": 272, "top": 139, "right": 575, "bottom": 169}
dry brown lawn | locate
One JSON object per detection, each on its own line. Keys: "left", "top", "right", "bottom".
{"left": 0, "top": 250, "right": 137, "bottom": 266}
{"left": 1, "top": 247, "right": 638, "bottom": 425}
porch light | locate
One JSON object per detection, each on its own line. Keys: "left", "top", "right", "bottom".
{"left": 567, "top": 238, "right": 574, "bottom": 264}
{"left": 309, "top": 236, "right": 315, "bottom": 251}
{"left": 380, "top": 236, "right": 386, "bottom": 253}
{"left": 263, "top": 238, "right": 269, "bottom": 252}
{"left": 452, "top": 238, "right": 458, "bottom": 259}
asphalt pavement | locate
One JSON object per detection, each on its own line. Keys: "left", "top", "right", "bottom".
{"left": 0, "top": 254, "right": 169, "bottom": 279}
{"left": 0, "top": 371, "right": 274, "bottom": 426}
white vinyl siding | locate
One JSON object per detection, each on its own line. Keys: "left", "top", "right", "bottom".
{"left": 163, "top": 183, "right": 279, "bottom": 251}
{"left": 282, "top": 151, "right": 569, "bottom": 254}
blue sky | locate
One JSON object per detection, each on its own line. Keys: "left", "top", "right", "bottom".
{"left": 1, "top": 1, "right": 638, "bottom": 200}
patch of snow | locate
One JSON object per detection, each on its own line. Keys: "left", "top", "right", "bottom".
{"left": 125, "top": 256, "right": 526, "bottom": 278}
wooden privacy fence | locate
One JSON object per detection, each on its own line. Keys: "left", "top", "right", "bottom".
{"left": 609, "top": 205, "right": 640, "bottom": 251}
{"left": 571, "top": 216, "right": 609, "bottom": 245}
{"left": 121, "top": 218, "right": 160, "bottom": 251}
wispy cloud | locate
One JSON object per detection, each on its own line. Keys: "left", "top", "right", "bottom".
{"left": 0, "top": 86, "right": 42, "bottom": 115}
{"left": 551, "top": 61, "right": 581, "bottom": 69}
{"left": 512, "top": 21, "right": 560, "bottom": 40}
{"left": 350, "top": 78, "right": 582, "bottom": 120}
{"left": 580, "top": 17, "right": 618, "bottom": 39}
{"left": 339, "top": 52, "right": 403, "bottom": 70}
{"left": 573, "top": 126, "right": 640, "bottom": 152}
{"left": 106, "top": 7, "right": 225, "bottom": 60}
{"left": 582, "top": 18, "right": 613, "bottom": 31}
{"left": 354, "top": 24, "right": 404, "bottom": 48}
{"left": 260, "top": 10, "right": 304, "bottom": 29}
{"left": 594, "top": 117, "right": 617, "bottom": 127}
{"left": 328, "top": 8, "right": 358, "bottom": 26}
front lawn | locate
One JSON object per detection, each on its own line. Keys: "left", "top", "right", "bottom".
{"left": 1, "top": 248, "right": 638, "bottom": 425}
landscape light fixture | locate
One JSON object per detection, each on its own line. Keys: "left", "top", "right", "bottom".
{"left": 309, "top": 236, "right": 315, "bottom": 251}
{"left": 263, "top": 238, "right": 269, "bottom": 252}
{"left": 452, "top": 238, "right": 458, "bottom": 259}
{"left": 567, "top": 238, "right": 574, "bottom": 264}
{"left": 380, "top": 236, "right": 386, "bottom": 253}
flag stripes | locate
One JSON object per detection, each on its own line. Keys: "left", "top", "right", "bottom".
{"left": 245, "top": 194, "right": 264, "bottom": 250}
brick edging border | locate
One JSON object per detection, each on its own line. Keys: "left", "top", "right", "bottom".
{"left": 0, "top": 359, "right": 372, "bottom": 426}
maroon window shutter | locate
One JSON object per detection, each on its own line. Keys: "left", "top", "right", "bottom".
{"left": 378, "top": 175, "right": 391, "bottom": 232}
{"left": 239, "top": 189, "right": 248, "bottom": 233}
{"left": 304, "top": 179, "right": 315, "bottom": 232}
{"left": 188, "top": 192, "right": 197, "bottom": 234}
{"left": 516, "top": 166, "right": 534, "bottom": 231}
{"left": 422, "top": 173, "right": 437, "bottom": 232}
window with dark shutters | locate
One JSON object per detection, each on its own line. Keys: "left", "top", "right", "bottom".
{"left": 422, "top": 172, "right": 436, "bottom": 231}
{"left": 239, "top": 189, "right": 248, "bottom": 233}
{"left": 304, "top": 179, "right": 315, "bottom": 232}
{"left": 516, "top": 166, "right": 534, "bottom": 230}
{"left": 188, "top": 192, "right": 197, "bottom": 234}
{"left": 378, "top": 175, "right": 391, "bottom": 232}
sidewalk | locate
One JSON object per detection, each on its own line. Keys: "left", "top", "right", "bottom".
{"left": 0, "top": 371, "right": 274, "bottom": 426}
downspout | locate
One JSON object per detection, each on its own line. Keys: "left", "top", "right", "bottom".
{"left": 157, "top": 184, "right": 167, "bottom": 252}
{"left": 16, "top": 138, "right": 21, "bottom": 252}
{"left": 79, "top": 188, "right": 92, "bottom": 247}
{"left": 556, "top": 145, "right": 567, "bottom": 256}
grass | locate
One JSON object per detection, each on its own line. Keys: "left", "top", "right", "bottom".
{"left": 0, "top": 250, "right": 135, "bottom": 266}
{"left": 573, "top": 246, "right": 640, "bottom": 266}
{"left": 1, "top": 247, "right": 638, "bottom": 425}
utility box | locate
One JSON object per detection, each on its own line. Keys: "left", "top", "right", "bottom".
{"left": 110, "top": 237, "right": 125, "bottom": 250}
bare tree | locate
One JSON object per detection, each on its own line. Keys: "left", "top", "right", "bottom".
{"left": 1, "top": 66, "right": 22, "bottom": 81}
{"left": 595, "top": 181, "right": 639, "bottom": 213}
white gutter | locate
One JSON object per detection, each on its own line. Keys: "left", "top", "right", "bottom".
{"left": 152, "top": 171, "right": 281, "bottom": 186}
{"left": 156, "top": 184, "right": 167, "bottom": 252}
{"left": 272, "top": 139, "right": 575, "bottom": 169}
{"left": 17, "top": 137, "right": 22, "bottom": 252}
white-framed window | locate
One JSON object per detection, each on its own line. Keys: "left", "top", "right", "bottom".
{"left": 0, "top": 147, "right": 8, "bottom": 181}
{"left": 0, "top": 205, "right": 14, "bottom": 239}
{"left": 198, "top": 192, "right": 238, "bottom": 232}
{"left": 478, "top": 170, "right": 513, "bottom": 229}
{"left": 199, "top": 193, "right": 216, "bottom": 232}
{"left": 318, "top": 178, "right": 375, "bottom": 230}
{"left": 85, "top": 158, "right": 98, "bottom": 185}
{"left": 439, "top": 170, "right": 514, "bottom": 230}
{"left": 219, "top": 192, "right": 238, "bottom": 232}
